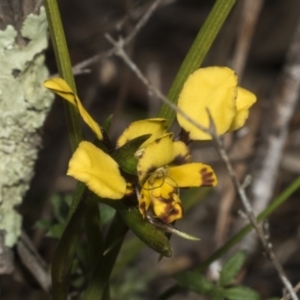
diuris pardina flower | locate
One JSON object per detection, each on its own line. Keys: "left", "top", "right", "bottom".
{"left": 177, "top": 67, "right": 256, "bottom": 140}
{"left": 137, "top": 133, "right": 217, "bottom": 223}
{"left": 135, "top": 66, "right": 256, "bottom": 223}
{"left": 44, "top": 78, "right": 166, "bottom": 200}
{"left": 44, "top": 66, "right": 255, "bottom": 224}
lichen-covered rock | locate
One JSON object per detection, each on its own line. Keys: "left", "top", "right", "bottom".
{"left": 0, "top": 7, "right": 54, "bottom": 247}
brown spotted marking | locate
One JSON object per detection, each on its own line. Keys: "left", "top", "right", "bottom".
{"left": 160, "top": 202, "right": 174, "bottom": 216}
{"left": 172, "top": 155, "right": 185, "bottom": 165}
{"left": 200, "top": 168, "right": 215, "bottom": 186}
{"left": 146, "top": 166, "right": 156, "bottom": 176}
{"left": 172, "top": 154, "right": 189, "bottom": 165}
{"left": 179, "top": 129, "right": 192, "bottom": 145}
{"left": 155, "top": 137, "right": 162, "bottom": 144}
{"left": 158, "top": 196, "right": 173, "bottom": 203}
{"left": 161, "top": 203, "right": 183, "bottom": 223}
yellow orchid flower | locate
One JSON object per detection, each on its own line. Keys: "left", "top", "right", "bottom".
{"left": 44, "top": 78, "right": 168, "bottom": 200}
{"left": 137, "top": 133, "right": 217, "bottom": 223}
{"left": 177, "top": 67, "right": 256, "bottom": 140}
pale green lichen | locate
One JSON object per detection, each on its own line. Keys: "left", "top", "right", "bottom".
{"left": 0, "top": 7, "right": 54, "bottom": 247}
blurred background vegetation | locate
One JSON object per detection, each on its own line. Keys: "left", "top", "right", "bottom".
{"left": 2, "top": 0, "right": 300, "bottom": 299}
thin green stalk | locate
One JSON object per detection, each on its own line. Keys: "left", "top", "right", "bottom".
{"left": 157, "top": 0, "right": 236, "bottom": 127}
{"left": 43, "top": 2, "right": 95, "bottom": 298}
{"left": 84, "top": 199, "right": 104, "bottom": 278}
{"left": 43, "top": 0, "right": 82, "bottom": 150}
{"left": 158, "top": 176, "right": 300, "bottom": 299}
{"left": 51, "top": 187, "right": 89, "bottom": 300}
{"left": 83, "top": 212, "right": 128, "bottom": 300}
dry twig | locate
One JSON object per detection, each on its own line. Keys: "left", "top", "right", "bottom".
{"left": 207, "top": 114, "right": 298, "bottom": 300}
{"left": 105, "top": 35, "right": 211, "bottom": 134}
{"left": 231, "top": 0, "right": 264, "bottom": 78}
{"left": 17, "top": 231, "right": 51, "bottom": 292}
{"left": 71, "top": 0, "right": 163, "bottom": 76}
{"left": 238, "top": 13, "right": 300, "bottom": 255}
{"left": 281, "top": 282, "right": 300, "bottom": 300}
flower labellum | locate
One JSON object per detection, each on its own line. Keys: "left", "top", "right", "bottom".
{"left": 137, "top": 133, "right": 217, "bottom": 223}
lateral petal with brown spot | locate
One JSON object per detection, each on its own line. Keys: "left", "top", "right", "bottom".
{"left": 167, "top": 163, "right": 217, "bottom": 188}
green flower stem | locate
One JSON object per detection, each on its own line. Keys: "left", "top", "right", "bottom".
{"left": 158, "top": 176, "right": 300, "bottom": 299}
{"left": 43, "top": 2, "right": 98, "bottom": 298}
{"left": 84, "top": 199, "right": 104, "bottom": 277}
{"left": 112, "top": 237, "right": 144, "bottom": 278}
{"left": 43, "top": 0, "right": 83, "bottom": 150}
{"left": 83, "top": 212, "right": 128, "bottom": 300}
{"left": 157, "top": 0, "right": 236, "bottom": 127}
{"left": 51, "top": 186, "right": 89, "bottom": 300}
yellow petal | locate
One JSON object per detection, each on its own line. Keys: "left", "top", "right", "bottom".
{"left": 150, "top": 176, "right": 175, "bottom": 199}
{"left": 163, "top": 201, "right": 183, "bottom": 223}
{"left": 228, "top": 87, "right": 256, "bottom": 131}
{"left": 168, "top": 163, "right": 218, "bottom": 187}
{"left": 137, "top": 133, "right": 190, "bottom": 183}
{"left": 44, "top": 78, "right": 102, "bottom": 140}
{"left": 67, "top": 141, "right": 126, "bottom": 199}
{"left": 152, "top": 192, "right": 183, "bottom": 223}
{"left": 116, "top": 118, "right": 167, "bottom": 148}
{"left": 177, "top": 67, "right": 238, "bottom": 140}
{"left": 140, "top": 176, "right": 183, "bottom": 223}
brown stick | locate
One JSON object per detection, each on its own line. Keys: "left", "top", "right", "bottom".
{"left": 70, "top": 0, "right": 163, "bottom": 76}
{"left": 238, "top": 13, "right": 300, "bottom": 258}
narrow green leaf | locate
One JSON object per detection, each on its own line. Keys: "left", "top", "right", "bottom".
{"left": 47, "top": 223, "right": 65, "bottom": 239}
{"left": 83, "top": 212, "right": 128, "bottom": 300}
{"left": 219, "top": 251, "right": 247, "bottom": 287}
{"left": 112, "top": 134, "right": 151, "bottom": 175}
{"left": 212, "top": 286, "right": 226, "bottom": 300}
{"left": 111, "top": 237, "right": 144, "bottom": 278}
{"left": 100, "top": 205, "right": 116, "bottom": 226}
{"left": 175, "top": 271, "right": 213, "bottom": 295}
{"left": 117, "top": 206, "right": 172, "bottom": 257}
{"left": 102, "top": 114, "right": 113, "bottom": 132}
{"left": 157, "top": 0, "right": 236, "bottom": 127}
{"left": 43, "top": 0, "right": 83, "bottom": 151}
{"left": 51, "top": 194, "right": 69, "bottom": 224}
{"left": 34, "top": 219, "right": 53, "bottom": 230}
{"left": 84, "top": 200, "right": 104, "bottom": 277}
{"left": 51, "top": 187, "right": 88, "bottom": 300}
{"left": 224, "top": 286, "right": 260, "bottom": 300}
